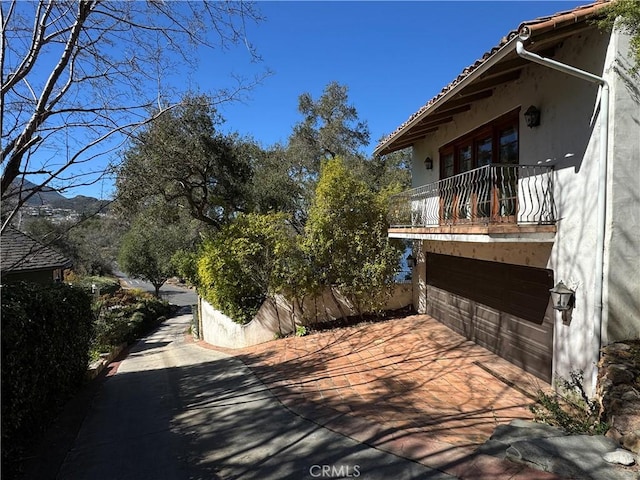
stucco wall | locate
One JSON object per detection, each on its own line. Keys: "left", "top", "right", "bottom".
{"left": 605, "top": 31, "right": 640, "bottom": 343}
{"left": 408, "top": 27, "right": 639, "bottom": 394}
{"left": 424, "top": 241, "right": 553, "bottom": 269}
{"left": 200, "top": 284, "right": 413, "bottom": 349}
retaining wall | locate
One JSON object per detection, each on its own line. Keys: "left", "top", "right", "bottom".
{"left": 199, "top": 283, "right": 412, "bottom": 349}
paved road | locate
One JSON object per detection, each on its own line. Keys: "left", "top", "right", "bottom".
{"left": 114, "top": 270, "right": 198, "bottom": 307}
{"left": 54, "top": 314, "right": 452, "bottom": 480}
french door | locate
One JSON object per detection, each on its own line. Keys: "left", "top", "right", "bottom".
{"left": 438, "top": 110, "right": 520, "bottom": 225}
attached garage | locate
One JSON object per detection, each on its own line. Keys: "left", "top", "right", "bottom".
{"left": 426, "top": 253, "right": 554, "bottom": 382}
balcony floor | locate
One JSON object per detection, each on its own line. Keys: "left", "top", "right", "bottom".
{"left": 388, "top": 224, "right": 556, "bottom": 243}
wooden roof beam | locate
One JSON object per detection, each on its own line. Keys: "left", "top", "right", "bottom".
{"left": 434, "top": 90, "right": 494, "bottom": 113}
{"left": 458, "top": 70, "right": 521, "bottom": 97}
{"left": 379, "top": 127, "right": 440, "bottom": 154}
{"left": 418, "top": 106, "right": 469, "bottom": 124}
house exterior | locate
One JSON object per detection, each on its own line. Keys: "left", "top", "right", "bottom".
{"left": 374, "top": 1, "right": 639, "bottom": 394}
{"left": 1, "top": 225, "right": 72, "bottom": 284}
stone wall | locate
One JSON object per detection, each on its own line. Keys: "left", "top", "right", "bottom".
{"left": 598, "top": 340, "right": 640, "bottom": 454}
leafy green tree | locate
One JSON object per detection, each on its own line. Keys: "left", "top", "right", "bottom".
{"left": 285, "top": 82, "right": 371, "bottom": 226}
{"left": 23, "top": 218, "right": 79, "bottom": 268}
{"left": 289, "top": 81, "right": 370, "bottom": 166}
{"left": 70, "top": 216, "right": 127, "bottom": 276}
{"left": 249, "top": 143, "right": 307, "bottom": 231}
{"left": 116, "top": 94, "right": 253, "bottom": 229}
{"left": 197, "top": 212, "right": 301, "bottom": 324}
{"left": 193, "top": 156, "right": 408, "bottom": 324}
{"left": 303, "top": 157, "right": 403, "bottom": 315}
{"left": 24, "top": 215, "right": 125, "bottom": 276}
{"left": 118, "top": 215, "right": 185, "bottom": 297}
{"left": 171, "top": 249, "right": 200, "bottom": 287}
{"left": 598, "top": 0, "right": 640, "bottom": 73}
{"left": 352, "top": 146, "right": 412, "bottom": 193}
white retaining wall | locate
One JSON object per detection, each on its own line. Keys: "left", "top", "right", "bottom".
{"left": 199, "top": 283, "right": 413, "bottom": 349}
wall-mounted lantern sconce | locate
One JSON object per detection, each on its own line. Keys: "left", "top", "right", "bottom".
{"left": 524, "top": 105, "right": 541, "bottom": 128}
{"left": 549, "top": 281, "right": 574, "bottom": 311}
{"left": 424, "top": 157, "right": 433, "bottom": 170}
{"left": 406, "top": 253, "right": 417, "bottom": 268}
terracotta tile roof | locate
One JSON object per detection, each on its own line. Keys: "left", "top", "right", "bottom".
{"left": 374, "top": 0, "right": 612, "bottom": 156}
{"left": 1, "top": 225, "right": 72, "bottom": 275}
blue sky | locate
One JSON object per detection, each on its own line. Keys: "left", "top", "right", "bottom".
{"left": 209, "top": 1, "right": 589, "bottom": 151}
{"left": 87, "top": 1, "right": 590, "bottom": 198}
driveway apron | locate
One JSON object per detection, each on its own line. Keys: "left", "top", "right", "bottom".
{"left": 54, "top": 314, "right": 450, "bottom": 480}
{"left": 209, "top": 314, "right": 564, "bottom": 480}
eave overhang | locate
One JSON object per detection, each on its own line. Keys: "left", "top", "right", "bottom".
{"left": 374, "top": 1, "right": 611, "bottom": 157}
{"left": 374, "top": 36, "right": 520, "bottom": 157}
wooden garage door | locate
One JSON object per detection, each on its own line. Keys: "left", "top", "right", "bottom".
{"left": 426, "top": 253, "right": 554, "bottom": 383}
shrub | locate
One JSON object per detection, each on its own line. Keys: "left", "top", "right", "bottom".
{"left": 91, "top": 288, "right": 171, "bottom": 353}
{"left": 171, "top": 249, "right": 199, "bottom": 286}
{"left": 197, "top": 212, "right": 299, "bottom": 324}
{"left": 1, "top": 282, "right": 93, "bottom": 476}
{"left": 530, "top": 371, "right": 609, "bottom": 435}
{"left": 303, "top": 157, "right": 403, "bottom": 314}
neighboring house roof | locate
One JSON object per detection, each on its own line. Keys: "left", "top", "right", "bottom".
{"left": 374, "top": 0, "right": 612, "bottom": 156}
{"left": 1, "top": 225, "right": 72, "bottom": 275}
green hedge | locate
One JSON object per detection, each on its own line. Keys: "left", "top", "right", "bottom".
{"left": 1, "top": 282, "right": 93, "bottom": 476}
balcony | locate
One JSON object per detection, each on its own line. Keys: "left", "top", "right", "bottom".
{"left": 388, "top": 165, "right": 556, "bottom": 241}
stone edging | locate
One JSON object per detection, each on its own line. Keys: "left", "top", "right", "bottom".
{"left": 86, "top": 343, "right": 127, "bottom": 380}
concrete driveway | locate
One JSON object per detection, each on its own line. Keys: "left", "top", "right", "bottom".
{"left": 23, "top": 313, "right": 565, "bottom": 480}
{"left": 41, "top": 315, "right": 453, "bottom": 480}
{"left": 204, "top": 314, "right": 560, "bottom": 479}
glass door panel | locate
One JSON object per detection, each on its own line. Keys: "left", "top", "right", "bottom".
{"left": 458, "top": 145, "right": 472, "bottom": 172}
{"left": 496, "top": 126, "right": 518, "bottom": 220}
{"left": 498, "top": 126, "right": 518, "bottom": 165}
{"left": 442, "top": 152, "right": 454, "bottom": 178}
{"left": 456, "top": 145, "right": 473, "bottom": 221}
{"left": 440, "top": 152, "right": 455, "bottom": 223}
{"left": 475, "top": 137, "right": 492, "bottom": 218}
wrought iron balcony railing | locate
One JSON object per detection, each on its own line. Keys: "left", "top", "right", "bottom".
{"left": 388, "top": 164, "right": 555, "bottom": 228}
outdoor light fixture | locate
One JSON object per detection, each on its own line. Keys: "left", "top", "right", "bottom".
{"left": 549, "top": 281, "right": 575, "bottom": 311}
{"left": 424, "top": 157, "right": 433, "bottom": 170}
{"left": 406, "top": 253, "right": 417, "bottom": 268}
{"left": 524, "top": 105, "right": 541, "bottom": 128}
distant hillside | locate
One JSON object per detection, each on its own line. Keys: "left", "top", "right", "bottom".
{"left": 9, "top": 179, "right": 111, "bottom": 214}
{"left": 56, "top": 194, "right": 111, "bottom": 214}
{"left": 20, "top": 182, "right": 66, "bottom": 205}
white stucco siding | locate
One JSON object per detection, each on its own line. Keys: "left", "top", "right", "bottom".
{"left": 409, "top": 27, "right": 638, "bottom": 393}
{"left": 549, "top": 28, "right": 640, "bottom": 388}
{"left": 606, "top": 30, "right": 640, "bottom": 343}
{"left": 551, "top": 158, "right": 601, "bottom": 387}
{"left": 412, "top": 30, "right": 608, "bottom": 176}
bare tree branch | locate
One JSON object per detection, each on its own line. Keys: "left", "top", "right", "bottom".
{"left": 2, "top": 103, "right": 178, "bottom": 232}
{"left": 1, "top": 0, "right": 267, "bottom": 232}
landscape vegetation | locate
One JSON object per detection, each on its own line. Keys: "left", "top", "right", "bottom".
{"left": 1, "top": 1, "right": 639, "bottom": 479}
{"left": 0, "top": 3, "right": 409, "bottom": 475}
